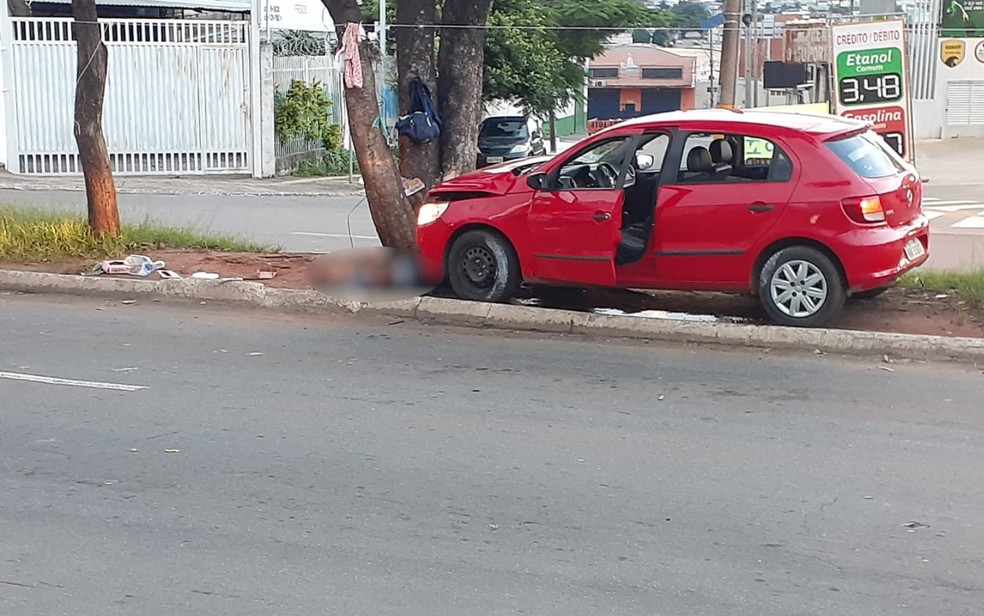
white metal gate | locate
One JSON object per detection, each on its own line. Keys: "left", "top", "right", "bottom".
{"left": 946, "top": 81, "right": 984, "bottom": 126}
{"left": 6, "top": 17, "right": 251, "bottom": 175}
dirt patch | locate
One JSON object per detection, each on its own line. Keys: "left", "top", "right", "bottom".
{"left": 2, "top": 248, "right": 983, "bottom": 339}
{"left": 0, "top": 249, "right": 316, "bottom": 289}
{"left": 508, "top": 285, "right": 984, "bottom": 339}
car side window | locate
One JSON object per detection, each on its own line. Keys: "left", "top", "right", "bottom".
{"left": 674, "top": 132, "right": 793, "bottom": 184}
{"left": 634, "top": 132, "right": 670, "bottom": 172}
{"left": 743, "top": 136, "right": 794, "bottom": 182}
{"left": 554, "top": 137, "right": 634, "bottom": 191}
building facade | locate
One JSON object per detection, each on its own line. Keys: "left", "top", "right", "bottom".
{"left": 586, "top": 44, "right": 698, "bottom": 132}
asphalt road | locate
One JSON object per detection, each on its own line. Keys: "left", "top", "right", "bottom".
{"left": 2, "top": 294, "right": 983, "bottom": 615}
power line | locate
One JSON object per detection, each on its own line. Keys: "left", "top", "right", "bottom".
{"left": 386, "top": 23, "right": 751, "bottom": 32}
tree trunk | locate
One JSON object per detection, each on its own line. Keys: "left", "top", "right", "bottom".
{"left": 322, "top": 0, "right": 416, "bottom": 249}
{"left": 436, "top": 0, "right": 493, "bottom": 180}
{"left": 71, "top": 0, "right": 120, "bottom": 237}
{"left": 395, "top": 0, "right": 440, "bottom": 204}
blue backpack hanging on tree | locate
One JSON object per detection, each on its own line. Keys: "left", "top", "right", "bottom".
{"left": 396, "top": 77, "right": 441, "bottom": 145}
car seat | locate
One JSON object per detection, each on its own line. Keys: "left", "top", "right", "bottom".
{"left": 709, "top": 139, "right": 734, "bottom": 180}
{"left": 683, "top": 146, "right": 713, "bottom": 182}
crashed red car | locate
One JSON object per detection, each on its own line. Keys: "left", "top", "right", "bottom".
{"left": 414, "top": 109, "right": 929, "bottom": 327}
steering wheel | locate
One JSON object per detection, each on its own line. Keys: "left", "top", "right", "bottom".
{"left": 623, "top": 163, "right": 637, "bottom": 188}
{"left": 595, "top": 162, "right": 618, "bottom": 188}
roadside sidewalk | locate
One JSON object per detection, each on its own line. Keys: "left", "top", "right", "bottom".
{"left": 0, "top": 169, "right": 366, "bottom": 197}
{"left": 915, "top": 138, "right": 984, "bottom": 185}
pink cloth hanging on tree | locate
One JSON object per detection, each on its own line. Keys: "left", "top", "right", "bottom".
{"left": 342, "top": 22, "right": 363, "bottom": 89}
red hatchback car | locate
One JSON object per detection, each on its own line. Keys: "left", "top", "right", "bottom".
{"left": 415, "top": 109, "right": 930, "bottom": 327}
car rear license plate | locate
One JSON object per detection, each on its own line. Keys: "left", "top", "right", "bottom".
{"left": 487, "top": 156, "right": 504, "bottom": 164}
{"left": 904, "top": 238, "right": 925, "bottom": 261}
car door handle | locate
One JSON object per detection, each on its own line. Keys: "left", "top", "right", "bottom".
{"left": 593, "top": 211, "right": 611, "bottom": 221}
{"left": 748, "top": 204, "right": 774, "bottom": 213}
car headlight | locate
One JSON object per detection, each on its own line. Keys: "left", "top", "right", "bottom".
{"left": 417, "top": 201, "right": 449, "bottom": 226}
{"left": 509, "top": 144, "right": 529, "bottom": 155}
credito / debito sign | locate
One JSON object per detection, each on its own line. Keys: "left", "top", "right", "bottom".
{"left": 830, "top": 18, "right": 914, "bottom": 163}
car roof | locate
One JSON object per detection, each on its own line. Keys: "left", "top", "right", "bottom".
{"left": 602, "top": 108, "right": 867, "bottom": 138}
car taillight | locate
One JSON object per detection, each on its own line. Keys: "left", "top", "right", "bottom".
{"left": 842, "top": 195, "right": 886, "bottom": 224}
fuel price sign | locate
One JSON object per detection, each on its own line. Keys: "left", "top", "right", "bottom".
{"left": 831, "top": 19, "right": 914, "bottom": 162}
{"left": 837, "top": 50, "right": 903, "bottom": 105}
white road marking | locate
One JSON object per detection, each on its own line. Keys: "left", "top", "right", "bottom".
{"left": 924, "top": 200, "right": 976, "bottom": 206}
{"left": 0, "top": 371, "right": 148, "bottom": 392}
{"left": 924, "top": 211, "right": 947, "bottom": 221}
{"left": 291, "top": 232, "right": 378, "bottom": 240}
{"left": 951, "top": 216, "right": 984, "bottom": 229}
{"left": 924, "top": 204, "right": 984, "bottom": 213}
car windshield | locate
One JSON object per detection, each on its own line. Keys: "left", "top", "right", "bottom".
{"left": 480, "top": 119, "right": 529, "bottom": 140}
{"left": 825, "top": 131, "right": 905, "bottom": 179}
{"left": 577, "top": 139, "right": 629, "bottom": 164}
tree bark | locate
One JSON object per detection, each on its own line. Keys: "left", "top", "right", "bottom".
{"left": 436, "top": 0, "right": 493, "bottom": 180}
{"left": 71, "top": 0, "right": 120, "bottom": 237}
{"left": 395, "top": 0, "right": 440, "bottom": 204}
{"left": 322, "top": 0, "right": 416, "bottom": 250}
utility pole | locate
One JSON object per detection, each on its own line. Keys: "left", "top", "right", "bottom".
{"left": 708, "top": 27, "right": 716, "bottom": 107}
{"left": 743, "top": 2, "right": 752, "bottom": 108}
{"left": 751, "top": 0, "right": 759, "bottom": 108}
{"left": 379, "top": 0, "right": 387, "bottom": 56}
{"left": 718, "top": 0, "right": 741, "bottom": 108}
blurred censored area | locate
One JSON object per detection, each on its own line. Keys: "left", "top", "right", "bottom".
{"left": 305, "top": 247, "right": 444, "bottom": 302}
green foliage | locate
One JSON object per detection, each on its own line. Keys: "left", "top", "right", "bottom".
{"left": 295, "top": 149, "right": 361, "bottom": 177}
{"left": 357, "top": 0, "right": 398, "bottom": 55}
{"left": 668, "top": 1, "right": 710, "bottom": 30}
{"left": 483, "top": 0, "right": 671, "bottom": 117}
{"left": 293, "top": 147, "right": 402, "bottom": 178}
{"left": 274, "top": 79, "right": 343, "bottom": 150}
{"left": 900, "top": 270, "right": 984, "bottom": 306}
{"left": 358, "top": 0, "right": 396, "bottom": 28}
{"left": 0, "top": 206, "right": 273, "bottom": 262}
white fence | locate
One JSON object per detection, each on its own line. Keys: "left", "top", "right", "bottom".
{"left": 5, "top": 17, "right": 251, "bottom": 175}
{"left": 272, "top": 52, "right": 348, "bottom": 165}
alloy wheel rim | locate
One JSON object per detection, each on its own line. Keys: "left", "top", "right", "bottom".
{"left": 770, "top": 260, "right": 828, "bottom": 318}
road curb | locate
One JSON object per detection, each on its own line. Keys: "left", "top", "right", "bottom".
{"left": 2, "top": 269, "right": 983, "bottom": 363}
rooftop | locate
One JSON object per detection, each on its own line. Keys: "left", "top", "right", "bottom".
{"left": 601, "top": 108, "right": 867, "bottom": 135}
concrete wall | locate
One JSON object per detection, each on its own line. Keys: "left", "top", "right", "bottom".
{"left": 936, "top": 38, "right": 984, "bottom": 139}
{"left": 913, "top": 99, "right": 944, "bottom": 140}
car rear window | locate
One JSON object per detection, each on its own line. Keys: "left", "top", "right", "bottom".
{"left": 825, "top": 132, "right": 904, "bottom": 179}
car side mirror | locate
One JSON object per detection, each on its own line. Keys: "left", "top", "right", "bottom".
{"left": 635, "top": 153, "right": 656, "bottom": 170}
{"left": 527, "top": 172, "right": 547, "bottom": 191}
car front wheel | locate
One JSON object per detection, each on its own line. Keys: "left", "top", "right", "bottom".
{"left": 758, "top": 246, "right": 846, "bottom": 328}
{"left": 446, "top": 228, "right": 522, "bottom": 303}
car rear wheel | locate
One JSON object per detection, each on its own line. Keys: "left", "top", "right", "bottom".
{"left": 758, "top": 246, "right": 846, "bottom": 328}
{"left": 446, "top": 228, "right": 522, "bottom": 303}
